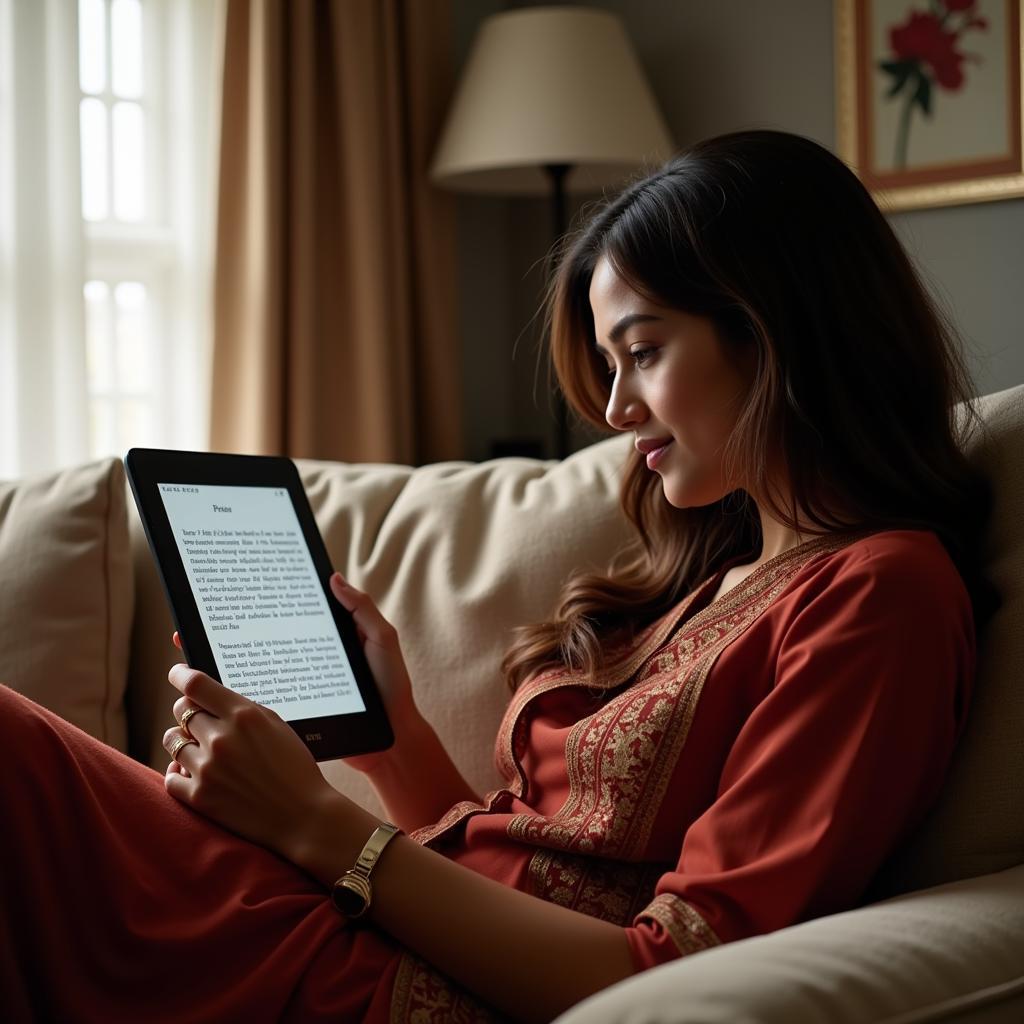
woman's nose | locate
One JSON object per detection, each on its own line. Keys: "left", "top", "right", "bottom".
{"left": 605, "top": 380, "right": 646, "bottom": 432}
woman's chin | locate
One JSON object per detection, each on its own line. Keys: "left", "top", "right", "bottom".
{"left": 660, "top": 479, "right": 692, "bottom": 509}
{"left": 660, "top": 473, "right": 725, "bottom": 510}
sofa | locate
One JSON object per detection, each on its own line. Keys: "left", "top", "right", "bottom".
{"left": 2, "top": 382, "right": 1023, "bottom": 1023}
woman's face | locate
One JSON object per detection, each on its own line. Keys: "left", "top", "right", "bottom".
{"left": 589, "top": 255, "right": 755, "bottom": 509}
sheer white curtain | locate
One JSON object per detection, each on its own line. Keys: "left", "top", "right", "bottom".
{"left": 0, "top": 0, "right": 90, "bottom": 478}
{"left": 0, "top": 0, "right": 223, "bottom": 480}
{"left": 163, "top": 0, "right": 224, "bottom": 459}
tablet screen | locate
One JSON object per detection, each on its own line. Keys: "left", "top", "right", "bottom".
{"left": 157, "top": 482, "right": 367, "bottom": 722}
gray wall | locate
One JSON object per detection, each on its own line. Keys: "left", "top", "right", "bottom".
{"left": 451, "top": 0, "right": 1024, "bottom": 462}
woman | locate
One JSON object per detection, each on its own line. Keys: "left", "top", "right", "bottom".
{"left": 1, "top": 129, "right": 997, "bottom": 1023}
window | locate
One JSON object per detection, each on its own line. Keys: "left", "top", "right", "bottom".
{"left": 78, "top": 0, "right": 217, "bottom": 459}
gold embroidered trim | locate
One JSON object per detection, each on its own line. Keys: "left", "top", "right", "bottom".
{"left": 635, "top": 893, "right": 722, "bottom": 957}
{"left": 491, "top": 573, "right": 719, "bottom": 793}
{"left": 390, "top": 954, "right": 499, "bottom": 1024}
{"left": 584, "top": 586, "right": 707, "bottom": 689}
{"left": 505, "top": 624, "right": 726, "bottom": 858}
{"left": 488, "top": 577, "right": 705, "bottom": 788}
{"left": 649, "top": 530, "right": 869, "bottom": 660}
{"left": 410, "top": 790, "right": 506, "bottom": 848}
{"left": 526, "top": 848, "right": 664, "bottom": 926}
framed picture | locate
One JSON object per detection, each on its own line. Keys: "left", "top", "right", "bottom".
{"left": 836, "top": 0, "right": 1023, "bottom": 210}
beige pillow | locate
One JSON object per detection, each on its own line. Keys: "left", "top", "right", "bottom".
{"left": 0, "top": 458, "right": 134, "bottom": 750}
{"left": 555, "top": 865, "right": 1024, "bottom": 1024}
{"left": 868, "top": 382, "right": 1024, "bottom": 898}
{"left": 302, "top": 437, "right": 635, "bottom": 815}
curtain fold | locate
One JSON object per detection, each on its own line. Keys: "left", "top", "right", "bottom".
{"left": 211, "top": 0, "right": 460, "bottom": 465}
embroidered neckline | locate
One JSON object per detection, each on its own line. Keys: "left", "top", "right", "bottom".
{"left": 589, "top": 528, "right": 875, "bottom": 689}
{"left": 690, "top": 528, "right": 874, "bottom": 620}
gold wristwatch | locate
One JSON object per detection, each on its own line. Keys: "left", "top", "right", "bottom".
{"left": 330, "top": 822, "right": 402, "bottom": 919}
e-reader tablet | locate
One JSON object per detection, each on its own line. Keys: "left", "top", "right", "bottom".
{"left": 125, "top": 448, "right": 394, "bottom": 762}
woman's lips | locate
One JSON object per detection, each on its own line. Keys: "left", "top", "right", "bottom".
{"left": 646, "top": 440, "right": 673, "bottom": 469}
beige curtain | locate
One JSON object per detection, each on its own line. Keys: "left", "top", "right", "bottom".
{"left": 211, "top": 0, "right": 461, "bottom": 465}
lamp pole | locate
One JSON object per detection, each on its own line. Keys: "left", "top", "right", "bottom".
{"left": 429, "top": 8, "right": 673, "bottom": 462}
{"left": 544, "top": 162, "right": 572, "bottom": 460}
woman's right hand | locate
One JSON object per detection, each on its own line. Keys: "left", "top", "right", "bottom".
{"left": 328, "top": 572, "right": 424, "bottom": 774}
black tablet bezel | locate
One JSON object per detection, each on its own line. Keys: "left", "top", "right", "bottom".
{"left": 125, "top": 447, "right": 394, "bottom": 763}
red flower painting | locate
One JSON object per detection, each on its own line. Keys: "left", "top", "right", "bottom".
{"left": 879, "top": 0, "right": 989, "bottom": 167}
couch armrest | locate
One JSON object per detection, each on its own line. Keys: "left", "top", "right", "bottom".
{"left": 553, "top": 864, "right": 1024, "bottom": 1024}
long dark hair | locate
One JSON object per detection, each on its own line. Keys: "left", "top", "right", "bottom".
{"left": 501, "top": 128, "right": 998, "bottom": 692}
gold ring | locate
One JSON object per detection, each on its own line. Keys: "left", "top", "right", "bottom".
{"left": 179, "top": 706, "right": 201, "bottom": 739}
{"left": 169, "top": 735, "right": 198, "bottom": 761}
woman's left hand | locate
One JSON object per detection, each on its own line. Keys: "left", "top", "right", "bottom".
{"left": 162, "top": 653, "right": 344, "bottom": 859}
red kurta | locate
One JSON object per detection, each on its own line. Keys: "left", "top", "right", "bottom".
{"left": 0, "top": 528, "right": 975, "bottom": 1022}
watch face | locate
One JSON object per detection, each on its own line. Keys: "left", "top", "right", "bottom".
{"left": 332, "top": 879, "right": 368, "bottom": 918}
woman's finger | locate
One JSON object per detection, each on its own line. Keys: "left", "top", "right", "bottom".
{"left": 329, "top": 572, "right": 357, "bottom": 607}
{"left": 164, "top": 763, "right": 192, "bottom": 798}
{"left": 162, "top": 726, "right": 199, "bottom": 769}
{"left": 172, "top": 631, "right": 183, "bottom": 651}
{"left": 172, "top": 697, "right": 214, "bottom": 741}
{"left": 330, "top": 573, "right": 397, "bottom": 646}
{"left": 172, "top": 695, "right": 217, "bottom": 722}
{"left": 167, "top": 664, "right": 239, "bottom": 717}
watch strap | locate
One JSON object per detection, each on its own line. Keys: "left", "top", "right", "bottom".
{"left": 330, "top": 821, "right": 402, "bottom": 919}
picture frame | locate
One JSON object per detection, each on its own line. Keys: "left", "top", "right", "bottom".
{"left": 836, "top": 0, "right": 1024, "bottom": 211}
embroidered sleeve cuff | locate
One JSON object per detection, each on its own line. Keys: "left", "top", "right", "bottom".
{"left": 627, "top": 893, "right": 722, "bottom": 972}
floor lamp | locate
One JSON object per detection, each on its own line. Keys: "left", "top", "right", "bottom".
{"left": 430, "top": 6, "right": 674, "bottom": 460}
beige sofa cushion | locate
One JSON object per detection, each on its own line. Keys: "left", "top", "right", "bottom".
{"left": 0, "top": 458, "right": 134, "bottom": 751}
{"left": 869, "top": 383, "right": 1024, "bottom": 898}
{"left": 553, "top": 864, "right": 1024, "bottom": 1024}
{"left": 304, "top": 440, "right": 635, "bottom": 812}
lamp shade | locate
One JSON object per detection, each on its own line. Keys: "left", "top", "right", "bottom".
{"left": 431, "top": 6, "right": 674, "bottom": 195}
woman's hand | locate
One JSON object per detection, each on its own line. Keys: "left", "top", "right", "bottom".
{"left": 162, "top": 656, "right": 349, "bottom": 858}
{"left": 328, "top": 572, "right": 427, "bottom": 773}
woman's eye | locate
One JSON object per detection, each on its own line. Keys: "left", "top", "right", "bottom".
{"left": 605, "top": 348, "right": 656, "bottom": 377}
